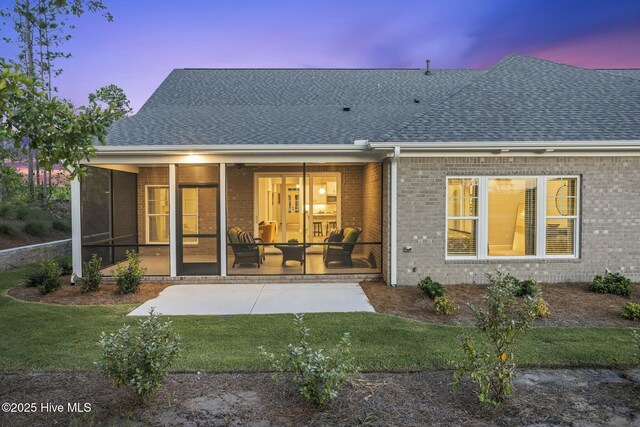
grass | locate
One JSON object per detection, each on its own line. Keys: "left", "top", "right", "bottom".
{"left": 0, "top": 266, "right": 638, "bottom": 373}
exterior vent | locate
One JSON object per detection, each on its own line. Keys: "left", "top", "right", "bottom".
{"left": 425, "top": 59, "right": 431, "bottom": 75}
{"left": 342, "top": 107, "right": 351, "bottom": 112}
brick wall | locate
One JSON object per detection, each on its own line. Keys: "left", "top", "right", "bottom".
{"left": 395, "top": 156, "right": 640, "bottom": 285}
{"left": 362, "top": 162, "right": 383, "bottom": 268}
{"left": 137, "top": 167, "right": 169, "bottom": 261}
{"left": 226, "top": 164, "right": 368, "bottom": 240}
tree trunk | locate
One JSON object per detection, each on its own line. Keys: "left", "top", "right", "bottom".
{"left": 23, "top": 0, "right": 36, "bottom": 198}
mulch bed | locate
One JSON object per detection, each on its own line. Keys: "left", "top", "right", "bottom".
{"left": 7, "top": 275, "right": 170, "bottom": 305}
{"left": 362, "top": 281, "right": 640, "bottom": 327}
{"left": 1, "top": 370, "right": 638, "bottom": 426}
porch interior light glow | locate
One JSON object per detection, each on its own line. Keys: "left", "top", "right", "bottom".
{"left": 319, "top": 187, "right": 326, "bottom": 195}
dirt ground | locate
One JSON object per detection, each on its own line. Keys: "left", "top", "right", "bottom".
{"left": 0, "top": 369, "right": 638, "bottom": 426}
{"left": 362, "top": 281, "right": 640, "bottom": 327}
{"left": 0, "top": 228, "right": 70, "bottom": 250}
{"left": 7, "top": 276, "right": 170, "bottom": 305}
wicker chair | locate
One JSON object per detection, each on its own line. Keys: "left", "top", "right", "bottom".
{"left": 323, "top": 227, "right": 362, "bottom": 267}
{"left": 227, "top": 226, "right": 265, "bottom": 267}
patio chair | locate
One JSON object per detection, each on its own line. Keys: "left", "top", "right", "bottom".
{"left": 323, "top": 226, "right": 362, "bottom": 267}
{"left": 227, "top": 226, "right": 265, "bottom": 267}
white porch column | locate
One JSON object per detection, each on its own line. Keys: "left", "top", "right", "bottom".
{"left": 219, "top": 163, "right": 227, "bottom": 276}
{"left": 169, "top": 164, "right": 177, "bottom": 276}
{"left": 71, "top": 176, "right": 82, "bottom": 281}
{"left": 390, "top": 147, "right": 400, "bottom": 287}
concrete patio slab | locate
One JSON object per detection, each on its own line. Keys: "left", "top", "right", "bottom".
{"left": 128, "top": 282, "right": 374, "bottom": 316}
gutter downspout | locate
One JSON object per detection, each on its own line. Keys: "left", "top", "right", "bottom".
{"left": 390, "top": 146, "right": 400, "bottom": 287}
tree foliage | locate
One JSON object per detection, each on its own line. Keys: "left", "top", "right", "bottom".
{"left": 90, "top": 83, "right": 133, "bottom": 121}
{"left": 1, "top": 59, "right": 122, "bottom": 177}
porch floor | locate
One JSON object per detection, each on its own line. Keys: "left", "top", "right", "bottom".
{"left": 102, "top": 252, "right": 379, "bottom": 277}
{"left": 128, "top": 282, "right": 375, "bottom": 316}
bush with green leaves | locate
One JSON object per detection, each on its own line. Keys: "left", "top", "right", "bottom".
{"left": 0, "top": 223, "right": 15, "bottom": 236}
{"left": 23, "top": 221, "right": 47, "bottom": 236}
{"left": 259, "top": 313, "right": 356, "bottom": 406}
{"left": 434, "top": 295, "right": 457, "bottom": 315}
{"left": 622, "top": 302, "right": 640, "bottom": 321}
{"left": 452, "top": 271, "right": 539, "bottom": 405}
{"left": 0, "top": 204, "right": 12, "bottom": 218}
{"left": 26, "top": 266, "right": 48, "bottom": 287}
{"left": 55, "top": 255, "right": 73, "bottom": 275}
{"left": 589, "top": 272, "right": 632, "bottom": 297}
{"left": 97, "top": 309, "right": 181, "bottom": 401}
{"left": 15, "top": 206, "right": 31, "bottom": 220}
{"left": 38, "top": 260, "right": 63, "bottom": 295}
{"left": 514, "top": 279, "right": 539, "bottom": 297}
{"left": 79, "top": 254, "right": 103, "bottom": 293}
{"left": 417, "top": 276, "right": 445, "bottom": 300}
{"left": 114, "top": 250, "right": 147, "bottom": 294}
{"left": 52, "top": 218, "right": 71, "bottom": 232}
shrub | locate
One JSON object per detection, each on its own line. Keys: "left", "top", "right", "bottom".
{"left": 514, "top": 279, "right": 539, "bottom": 297}
{"left": 79, "top": 254, "right": 103, "bottom": 293}
{"left": 114, "top": 250, "right": 147, "bottom": 294}
{"left": 452, "top": 271, "right": 539, "bottom": 405}
{"left": 0, "top": 223, "right": 16, "bottom": 236}
{"left": 23, "top": 221, "right": 47, "bottom": 236}
{"left": 434, "top": 295, "right": 457, "bottom": 315}
{"left": 534, "top": 298, "right": 551, "bottom": 318}
{"left": 97, "top": 308, "right": 181, "bottom": 401}
{"left": 589, "top": 272, "right": 632, "bottom": 297}
{"left": 622, "top": 302, "right": 640, "bottom": 321}
{"left": 52, "top": 218, "right": 71, "bottom": 232}
{"left": 15, "top": 206, "right": 31, "bottom": 220}
{"left": 259, "top": 313, "right": 356, "bottom": 406}
{"left": 56, "top": 255, "right": 73, "bottom": 275}
{"left": 417, "top": 276, "right": 445, "bottom": 300}
{"left": 38, "top": 260, "right": 62, "bottom": 295}
{"left": 26, "top": 266, "right": 48, "bottom": 287}
{"left": 0, "top": 204, "right": 12, "bottom": 218}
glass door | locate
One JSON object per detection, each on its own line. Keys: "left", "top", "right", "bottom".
{"left": 177, "top": 185, "right": 219, "bottom": 275}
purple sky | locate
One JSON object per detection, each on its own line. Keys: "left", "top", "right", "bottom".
{"left": 2, "top": 0, "right": 640, "bottom": 112}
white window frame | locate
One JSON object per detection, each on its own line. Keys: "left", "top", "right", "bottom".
{"left": 445, "top": 175, "right": 580, "bottom": 260}
{"left": 146, "top": 185, "right": 170, "bottom": 245}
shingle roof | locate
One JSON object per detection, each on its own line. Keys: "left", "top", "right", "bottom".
{"left": 104, "top": 69, "right": 483, "bottom": 146}
{"left": 103, "top": 55, "right": 640, "bottom": 147}
{"left": 382, "top": 55, "right": 640, "bottom": 142}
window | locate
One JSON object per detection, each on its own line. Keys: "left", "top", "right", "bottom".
{"left": 446, "top": 176, "right": 579, "bottom": 259}
{"left": 146, "top": 186, "right": 200, "bottom": 245}
{"left": 146, "top": 186, "right": 169, "bottom": 244}
{"left": 446, "top": 178, "right": 478, "bottom": 256}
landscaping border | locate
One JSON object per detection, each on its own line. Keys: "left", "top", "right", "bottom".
{"left": 0, "top": 239, "right": 71, "bottom": 270}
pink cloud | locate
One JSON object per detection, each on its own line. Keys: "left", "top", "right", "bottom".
{"left": 530, "top": 27, "right": 640, "bottom": 69}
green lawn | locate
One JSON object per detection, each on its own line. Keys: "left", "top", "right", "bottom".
{"left": 0, "top": 266, "right": 637, "bottom": 372}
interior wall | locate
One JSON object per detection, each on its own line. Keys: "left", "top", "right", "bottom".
{"left": 362, "top": 162, "right": 383, "bottom": 268}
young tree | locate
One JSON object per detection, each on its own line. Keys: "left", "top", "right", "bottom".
{"left": 1, "top": 0, "right": 112, "bottom": 197}
{"left": 1, "top": 59, "right": 121, "bottom": 180}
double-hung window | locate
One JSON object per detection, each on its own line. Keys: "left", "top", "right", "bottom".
{"left": 446, "top": 176, "right": 579, "bottom": 259}
{"left": 146, "top": 185, "right": 170, "bottom": 244}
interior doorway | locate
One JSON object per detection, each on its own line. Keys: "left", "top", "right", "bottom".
{"left": 254, "top": 173, "right": 341, "bottom": 251}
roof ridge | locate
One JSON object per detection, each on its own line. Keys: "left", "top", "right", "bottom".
{"left": 377, "top": 54, "right": 518, "bottom": 141}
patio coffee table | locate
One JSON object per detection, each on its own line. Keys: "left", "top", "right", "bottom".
{"left": 275, "top": 244, "right": 311, "bottom": 265}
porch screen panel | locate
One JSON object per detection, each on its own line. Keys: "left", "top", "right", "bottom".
{"left": 545, "top": 177, "right": 578, "bottom": 255}
{"left": 80, "top": 166, "right": 111, "bottom": 266}
{"left": 487, "top": 178, "right": 537, "bottom": 257}
{"left": 112, "top": 170, "right": 138, "bottom": 262}
{"left": 447, "top": 178, "right": 478, "bottom": 256}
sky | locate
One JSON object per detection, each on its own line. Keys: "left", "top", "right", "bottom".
{"left": 1, "top": 0, "right": 639, "bottom": 112}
